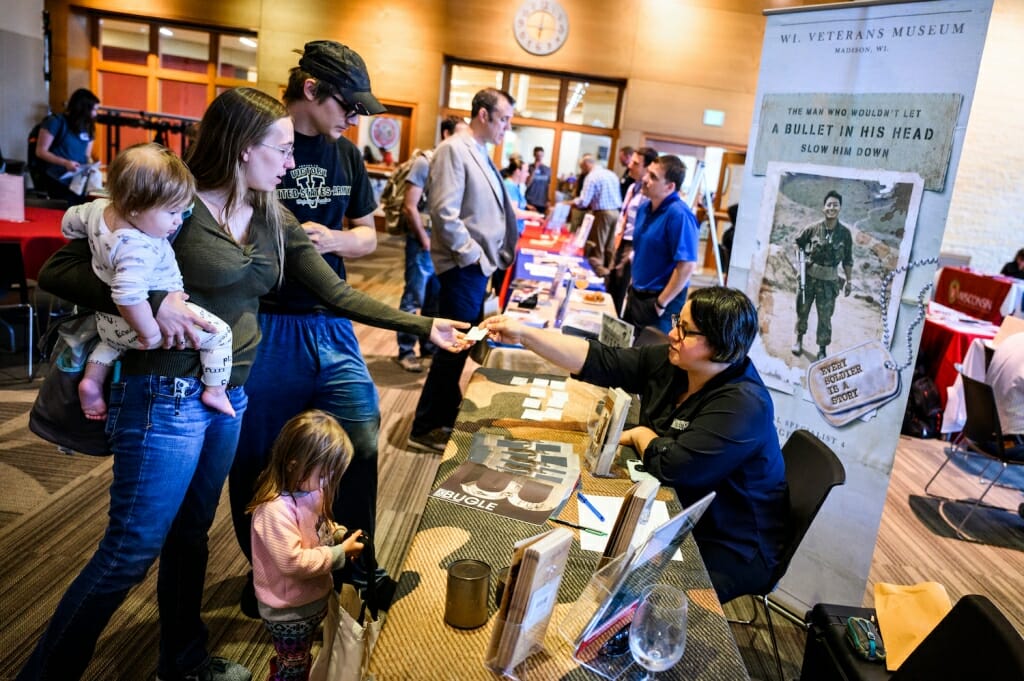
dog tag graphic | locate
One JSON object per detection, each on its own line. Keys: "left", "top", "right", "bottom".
{"left": 806, "top": 340, "right": 901, "bottom": 427}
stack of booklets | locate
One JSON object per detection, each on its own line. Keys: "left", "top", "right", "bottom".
{"left": 486, "top": 527, "right": 574, "bottom": 675}
{"left": 597, "top": 478, "right": 660, "bottom": 570}
{"left": 431, "top": 433, "right": 580, "bottom": 524}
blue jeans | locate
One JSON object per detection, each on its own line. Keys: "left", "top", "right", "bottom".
{"left": 18, "top": 376, "right": 247, "bottom": 681}
{"left": 397, "top": 234, "right": 440, "bottom": 358}
{"left": 230, "top": 312, "right": 381, "bottom": 566}
{"left": 411, "top": 264, "right": 488, "bottom": 435}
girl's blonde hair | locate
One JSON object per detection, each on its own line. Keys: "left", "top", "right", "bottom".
{"left": 246, "top": 409, "right": 354, "bottom": 522}
{"left": 107, "top": 142, "right": 195, "bottom": 218}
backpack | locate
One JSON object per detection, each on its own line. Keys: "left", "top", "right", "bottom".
{"left": 379, "top": 149, "right": 431, "bottom": 235}
{"left": 28, "top": 114, "right": 66, "bottom": 187}
{"left": 901, "top": 367, "right": 943, "bottom": 439}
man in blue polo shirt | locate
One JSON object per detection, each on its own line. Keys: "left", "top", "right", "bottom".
{"left": 625, "top": 155, "right": 699, "bottom": 335}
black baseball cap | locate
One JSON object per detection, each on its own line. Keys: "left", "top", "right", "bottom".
{"left": 296, "top": 40, "right": 386, "bottom": 116}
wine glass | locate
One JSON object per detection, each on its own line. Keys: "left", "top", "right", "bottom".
{"left": 628, "top": 584, "right": 688, "bottom": 680}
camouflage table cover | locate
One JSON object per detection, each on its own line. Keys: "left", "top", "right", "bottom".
{"left": 370, "top": 368, "right": 749, "bottom": 680}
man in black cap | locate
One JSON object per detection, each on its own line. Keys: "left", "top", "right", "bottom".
{"left": 228, "top": 40, "right": 396, "bottom": 616}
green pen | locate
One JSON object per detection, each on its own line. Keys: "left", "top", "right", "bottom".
{"left": 549, "top": 517, "right": 607, "bottom": 537}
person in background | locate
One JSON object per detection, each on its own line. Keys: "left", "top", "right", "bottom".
{"left": 986, "top": 331, "right": 1024, "bottom": 440}
{"left": 525, "top": 145, "right": 551, "bottom": 214}
{"left": 248, "top": 410, "right": 366, "bottom": 681}
{"left": 61, "top": 143, "right": 234, "bottom": 421}
{"left": 33, "top": 88, "right": 100, "bottom": 205}
{"left": 481, "top": 286, "right": 788, "bottom": 604}
{"left": 394, "top": 116, "right": 467, "bottom": 373}
{"left": 618, "top": 145, "right": 635, "bottom": 199}
{"left": 571, "top": 153, "right": 622, "bottom": 277}
{"left": 607, "top": 145, "right": 658, "bottom": 314}
{"left": 1000, "top": 247, "right": 1024, "bottom": 280}
{"left": 407, "top": 88, "right": 519, "bottom": 453}
{"left": 719, "top": 203, "right": 738, "bottom": 277}
{"left": 502, "top": 157, "right": 544, "bottom": 236}
{"left": 229, "top": 40, "right": 435, "bottom": 617}
{"left": 624, "top": 155, "right": 699, "bottom": 335}
{"left": 24, "top": 85, "right": 466, "bottom": 681}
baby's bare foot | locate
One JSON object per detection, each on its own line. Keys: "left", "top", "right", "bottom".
{"left": 201, "top": 387, "right": 236, "bottom": 418}
{"left": 79, "top": 378, "right": 108, "bottom": 421}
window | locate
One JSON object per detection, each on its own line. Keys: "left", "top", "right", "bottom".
{"left": 441, "top": 59, "right": 626, "bottom": 208}
{"left": 90, "top": 12, "right": 257, "bottom": 160}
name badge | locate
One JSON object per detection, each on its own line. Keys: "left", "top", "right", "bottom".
{"left": 671, "top": 418, "right": 689, "bottom": 431}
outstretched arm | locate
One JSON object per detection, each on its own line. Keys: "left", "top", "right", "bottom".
{"left": 480, "top": 315, "right": 590, "bottom": 374}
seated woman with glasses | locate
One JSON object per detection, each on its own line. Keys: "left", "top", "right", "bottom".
{"left": 481, "top": 286, "right": 788, "bottom": 604}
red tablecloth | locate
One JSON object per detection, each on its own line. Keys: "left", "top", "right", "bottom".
{"left": 0, "top": 206, "right": 67, "bottom": 279}
{"left": 934, "top": 266, "right": 1020, "bottom": 324}
{"left": 918, "top": 314, "right": 999, "bottom": 408}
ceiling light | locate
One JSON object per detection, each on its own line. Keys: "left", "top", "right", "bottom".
{"left": 239, "top": 37, "right": 258, "bottom": 48}
{"left": 159, "top": 27, "right": 174, "bottom": 37}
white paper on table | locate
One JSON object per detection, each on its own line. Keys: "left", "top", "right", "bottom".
{"left": 549, "top": 380, "right": 567, "bottom": 390}
{"left": 529, "top": 387, "right": 547, "bottom": 398}
{"left": 510, "top": 376, "right": 529, "bottom": 386}
{"left": 577, "top": 496, "right": 682, "bottom": 561}
{"left": 543, "top": 407, "right": 563, "bottom": 420}
{"left": 548, "top": 391, "right": 569, "bottom": 408}
{"left": 523, "top": 397, "right": 542, "bottom": 409}
{"left": 532, "top": 378, "right": 550, "bottom": 387}
{"left": 521, "top": 409, "right": 545, "bottom": 421}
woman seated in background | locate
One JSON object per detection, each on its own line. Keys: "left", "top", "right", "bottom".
{"left": 33, "top": 88, "right": 100, "bottom": 205}
{"left": 481, "top": 286, "right": 789, "bottom": 604}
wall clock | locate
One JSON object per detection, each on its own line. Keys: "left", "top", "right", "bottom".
{"left": 513, "top": 0, "right": 569, "bottom": 56}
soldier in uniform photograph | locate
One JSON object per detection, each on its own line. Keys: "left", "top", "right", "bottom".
{"left": 792, "top": 189, "right": 853, "bottom": 360}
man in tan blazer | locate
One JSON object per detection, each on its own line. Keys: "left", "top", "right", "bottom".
{"left": 409, "top": 88, "right": 519, "bottom": 452}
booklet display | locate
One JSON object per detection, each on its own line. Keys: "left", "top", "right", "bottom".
{"left": 431, "top": 434, "right": 580, "bottom": 524}
{"left": 485, "top": 527, "right": 574, "bottom": 676}
{"left": 585, "top": 387, "right": 631, "bottom": 477}
{"left": 566, "top": 492, "right": 716, "bottom": 676}
{"left": 597, "top": 478, "right": 660, "bottom": 570}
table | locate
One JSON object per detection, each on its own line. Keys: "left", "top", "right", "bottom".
{"left": 934, "top": 266, "right": 1024, "bottom": 324}
{"left": 369, "top": 368, "right": 749, "bottom": 680}
{"left": 0, "top": 206, "right": 67, "bottom": 279}
{"left": 918, "top": 303, "right": 999, "bottom": 409}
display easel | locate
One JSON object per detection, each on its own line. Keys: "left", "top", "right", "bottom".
{"left": 684, "top": 160, "right": 724, "bottom": 286}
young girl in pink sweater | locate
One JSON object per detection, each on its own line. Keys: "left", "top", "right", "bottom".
{"left": 248, "top": 409, "right": 365, "bottom": 680}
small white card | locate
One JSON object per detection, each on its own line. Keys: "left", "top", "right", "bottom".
{"left": 548, "top": 391, "right": 569, "bottom": 408}
{"left": 549, "top": 380, "right": 567, "bottom": 390}
{"left": 532, "top": 378, "right": 550, "bottom": 387}
{"left": 521, "top": 409, "right": 545, "bottom": 421}
{"left": 543, "top": 408, "right": 563, "bottom": 420}
{"left": 523, "top": 397, "right": 543, "bottom": 409}
{"left": 529, "top": 387, "right": 547, "bottom": 398}
{"left": 510, "top": 376, "right": 529, "bottom": 386}
{"left": 465, "top": 326, "right": 488, "bottom": 341}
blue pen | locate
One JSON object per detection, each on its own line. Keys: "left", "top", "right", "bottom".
{"left": 577, "top": 491, "right": 605, "bottom": 522}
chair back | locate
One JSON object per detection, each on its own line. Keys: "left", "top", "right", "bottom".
{"left": 0, "top": 242, "right": 30, "bottom": 304}
{"left": 960, "top": 373, "right": 1005, "bottom": 454}
{"left": 770, "top": 430, "right": 847, "bottom": 585}
{"left": 892, "top": 594, "right": 1024, "bottom": 680}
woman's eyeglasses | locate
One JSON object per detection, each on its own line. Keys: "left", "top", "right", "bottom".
{"left": 259, "top": 142, "right": 295, "bottom": 160}
{"left": 670, "top": 314, "right": 705, "bottom": 341}
{"left": 330, "top": 94, "right": 370, "bottom": 117}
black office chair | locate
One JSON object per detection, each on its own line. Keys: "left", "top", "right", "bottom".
{"left": 730, "top": 429, "right": 847, "bottom": 681}
{"left": 891, "top": 594, "right": 1024, "bottom": 680}
{"left": 924, "top": 372, "right": 1024, "bottom": 538}
{"left": 0, "top": 241, "right": 37, "bottom": 378}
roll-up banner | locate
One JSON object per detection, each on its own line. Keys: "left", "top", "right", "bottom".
{"left": 730, "top": 0, "right": 993, "bottom": 612}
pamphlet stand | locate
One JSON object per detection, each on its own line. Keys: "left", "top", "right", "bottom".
{"left": 484, "top": 617, "right": 542, "bottom": 680}
{"left": 556, "top": 552, "right": 644, "bottom": 680}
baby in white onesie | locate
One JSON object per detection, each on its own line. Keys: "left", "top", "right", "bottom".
{"left": 61, "top": 142, "right": 234, "bottom": 419}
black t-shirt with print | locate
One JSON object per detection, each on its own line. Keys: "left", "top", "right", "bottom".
{"left": 266, "top": 133, "right": 377, "bottom": 312}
